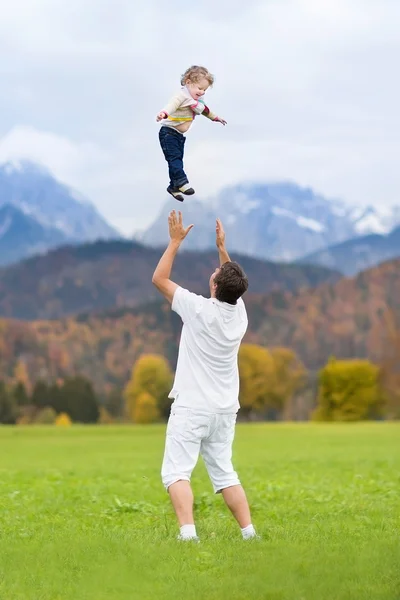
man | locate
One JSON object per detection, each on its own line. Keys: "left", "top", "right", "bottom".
{"left": 152, "top": 210, "right": 257, "bottom": 542}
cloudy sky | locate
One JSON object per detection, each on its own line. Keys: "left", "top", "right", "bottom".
{"left": 0, "top": 0, "right": 398, "bottom": 235}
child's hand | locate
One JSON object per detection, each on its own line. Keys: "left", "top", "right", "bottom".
{"left": 156, "top": 111, "right": 167, "bottom": 122}
{"left": 214, "top": 116, "right": 227, "bottom": 126}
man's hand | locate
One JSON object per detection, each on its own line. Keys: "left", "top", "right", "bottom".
{"left": 169, "top": 210, "right": 194, "bottom": 244}
{"left": 216, "top": 218, "right": 231, "bottom": 265}
{"left": 214, "top": 116, "right": 227, "bottom": 126}
{"left": 156, "top": 111, "right": 167, "bottom": 122}
{"left": 216, "top": 218, "right": 226, "bottom": 248}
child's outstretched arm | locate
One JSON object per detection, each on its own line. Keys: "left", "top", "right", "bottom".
{"left": 203, "top": 106, "right": 227, "bottom": 125}
{"left": 192, "top": 99, "right": 227, "bottom": 125}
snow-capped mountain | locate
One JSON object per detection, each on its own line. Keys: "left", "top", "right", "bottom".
{"left": 141, "top": 182, "right": 400, "bottom": 262}
{"left": 0, "top": 160, "right": 119, "bottom": 241}
{"left": 0, "top": 204, "right": 68, "bottom": 267}
{"left": 0, "top": 160, "right": 120, "bottom": 265}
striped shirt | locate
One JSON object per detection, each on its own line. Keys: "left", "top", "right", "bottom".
{"left": 160, "top": 86, "right": 217, "bottom": 130}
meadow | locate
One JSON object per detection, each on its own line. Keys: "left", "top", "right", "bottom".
{"left": 0, "top": 423, "right": 399, "bottom": 600}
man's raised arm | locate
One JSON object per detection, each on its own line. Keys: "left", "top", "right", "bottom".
{"left": 216, "top": 218, "right": 231, "bottom": 265}
{"left": 152, "top": 211, "right": 193, "bottom": 304}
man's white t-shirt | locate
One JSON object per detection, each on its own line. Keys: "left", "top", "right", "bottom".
{"left": 169, "top": 286, "right": 248, "bottom": 414}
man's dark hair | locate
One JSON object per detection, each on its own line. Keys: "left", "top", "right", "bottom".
{"left": 214, "top": 261, "right": 249, "bottom": 305}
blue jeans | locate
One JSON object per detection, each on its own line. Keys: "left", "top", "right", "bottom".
{"left": 159, "top": 126, "right": 188, "bottom": 189}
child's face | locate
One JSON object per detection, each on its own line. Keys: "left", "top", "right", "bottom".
{"left": 186, "top": 77, "right": 210, "bottom": 101}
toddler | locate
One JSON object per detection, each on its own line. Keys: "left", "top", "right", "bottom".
{"left": 156, "top": 66, "right": 226, "bottom": 202}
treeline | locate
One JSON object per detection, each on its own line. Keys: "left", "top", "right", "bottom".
{"left": 0, "top": 376, "right": 108, "bottom": 425}
{"left": 1, "top": 344, "right": 399, "bottom": 425}
{"left": 123, "top": 345, "right": 399, "bottom": 424}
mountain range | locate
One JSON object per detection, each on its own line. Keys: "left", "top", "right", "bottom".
{"left": 140, "top": 182, "right": 400, "bottom": 262}
{"left": 1, "top": 160, "right": 399, "bottom": 278}
{"left": 0, "top": 160, "right": 120, "bottom": 265}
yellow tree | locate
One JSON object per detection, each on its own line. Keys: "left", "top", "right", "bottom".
{"left": 14, "top": 359, "right": 32, "bottom": 395}
{"left": 238, "top": 344, "right": 275, "bottom": 418}
{"left": 55, "top": 412, "right": 72, "bottom": 427}
{"left": 124, "top": 354, "right": 173, "bottom": 421}
{"left": 269, "top": 348, "right": 307, "bottom": 419}
{"left": 313, "top": 358, "right": 385, "bottom": 422}
{"left": 134, "top": 392, "right": 160, "bottom": 424}
{"left": 239, "top": 344, "right": 307, "bottom": 420}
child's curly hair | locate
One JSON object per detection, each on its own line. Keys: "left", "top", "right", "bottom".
{"left": 180, "top": 66, "right": 214, "bottom": 87}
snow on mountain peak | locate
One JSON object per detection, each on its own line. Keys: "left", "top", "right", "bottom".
{"left": 296, "top": 215, "right": 325, "bottom": 233}
{"left": 331, "top": 203, "right": 349, "bottom": 217}
{"left": 0, "top": 213, "right": 12, "bottom": 238}
{"left": 354, "top": 213, "right": 388, "bottom": 235}
{"left": 350, "top": 206, "right": 395, "bottom": 235}
{"left": 271, "top": 206, "right": 325, "bottom": 233}
{"left": 240, "top": 200, "right": 260, "bottom": 214}
{"left": 2, "top": 160, "right": 53, "bottom": 180}
{"left": 4, "top": 160, "right": 24, "bottom": 175}
{"left": 271, "top": 206, "right": 294, "bottom": 218}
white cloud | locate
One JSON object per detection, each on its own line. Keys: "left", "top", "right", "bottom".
{"left": 0, "top": 126, "right": 107, "bottom": 179}
{"left": 0, "top": 0, "right": 398, "bottom": 234}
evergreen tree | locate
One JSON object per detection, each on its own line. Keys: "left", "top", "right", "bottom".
{"left": 60, "top": 376, "right": 99, "bottom": 423}
{"left": 31, "top": 380, "right": 51, "bottom": 409}
{"left": 0, "top": 380, "right": 17, "bottom": 424}
{"left": 13, "top": 382, "right": 29, "bottom": 407}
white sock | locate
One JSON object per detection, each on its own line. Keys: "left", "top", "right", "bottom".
{"left": 180, "top": 524, "right": 197, "bottom": 539}
{"left": 241, "top": 524, "right": 256, "bottom": 539}
{"left": 179, "top": 183, "right": 191, "bottom": 192}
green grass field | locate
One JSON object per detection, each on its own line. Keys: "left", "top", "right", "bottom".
{"left": 0, "top": 423, "right": 399, "bottom": 600}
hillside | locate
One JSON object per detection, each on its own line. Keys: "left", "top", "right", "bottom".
{"left": 1, "top": 259, "right": 399, "bottom": 392}
{"left": 297, "top": 226, "right": 400, "bottom": 276}
{"left": 243, "top": 258, "right": 400, "bottom": 369}
{"left": 0, "top": 239, "right": 340, "bottom": 320}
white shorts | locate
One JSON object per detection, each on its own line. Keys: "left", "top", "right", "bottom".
{"left": 161, "top": 406, "right": 241, "bottom": 494}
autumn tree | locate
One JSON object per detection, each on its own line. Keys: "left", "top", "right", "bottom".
{"left": 269, "top": 348, "right": 307, "bottom": 419}
{"left": 238, "top": 344, "right": 274, "bottom": 418}
{"left": 313, "top": 358, "right": 385, "bottom": 422}
{"left": 134, "top": 392, "right": 160, "bottom": 424}
{"left": 124, "top": 354, "right": 173, "bottom": 421}
{"left": 55, "top": 412, "right": 72, "bottom": 427}
{"left": 238, "top": 344, "right": 307, "bottom": 419}
{"left": 13, "top": 359, "right": 32, "bottom": 395}
{"left": 34, "top": 407, "right": 57, "bottom": 425}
